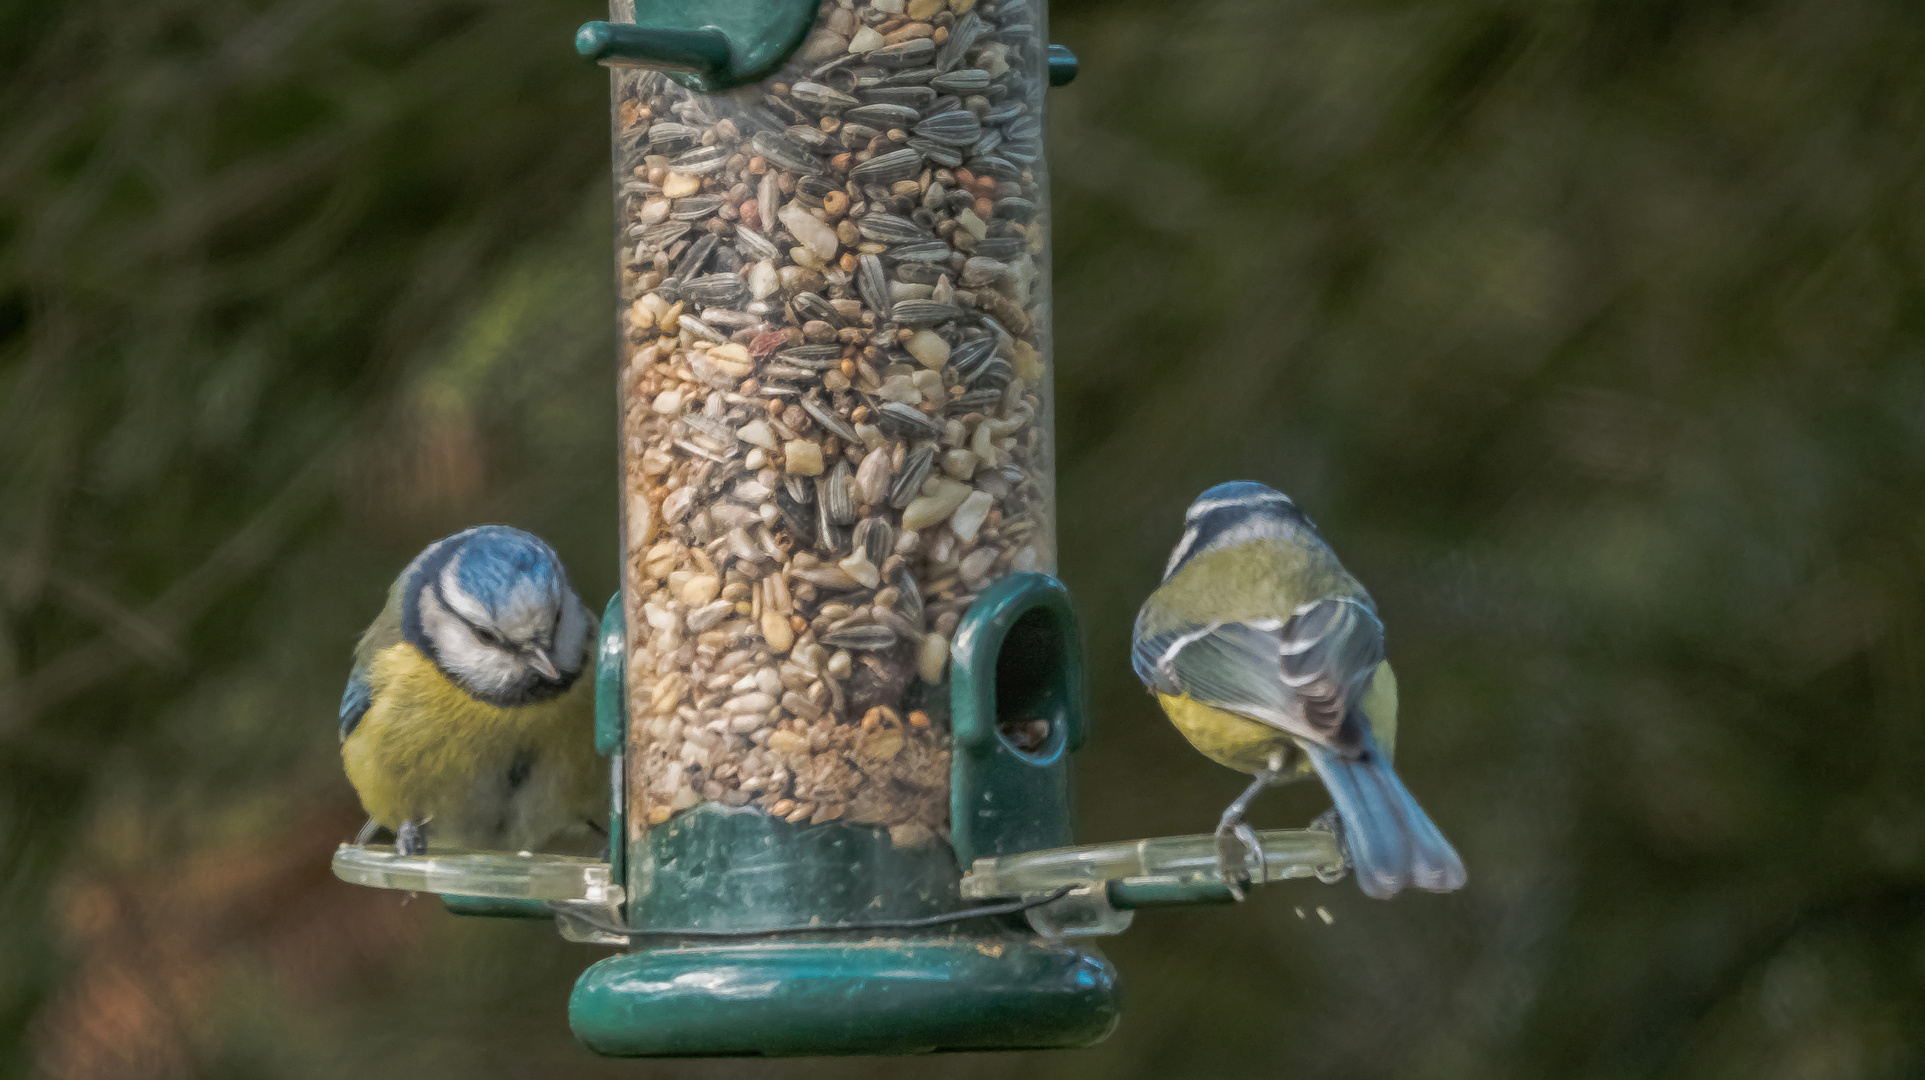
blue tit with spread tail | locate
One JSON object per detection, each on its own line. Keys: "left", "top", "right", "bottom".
{"left": 339, "top": 525, "right": 604, "bottom": 856}
{"left": 1131, "top": 482, "right": 1466, "bottom": 900}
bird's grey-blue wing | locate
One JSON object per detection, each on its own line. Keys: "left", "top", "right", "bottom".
{"left": 1134, "top": 620, "right": 1295, "bottom": 725}
{"left": 339, "top": 666, "right": 373, "bottom": 742}
{"left": 1134, "top": 598, "right": 1384, "bottom": 749}
{"left": 1274, "top": 597, "right": 1383, "bottom": 743}
{"left": 340, "top": 574, "right": 408, "bottom": 743}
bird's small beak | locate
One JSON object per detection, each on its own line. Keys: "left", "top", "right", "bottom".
{"left": 528, "top": 650, "right": 561, "bottom": 681}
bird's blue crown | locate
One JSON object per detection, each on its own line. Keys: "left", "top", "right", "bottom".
{"left": 451, "top": 527, "right": 564, "bottom": 614}
{"left": 399, "top": 525, "right": 586, "bottom": 705}
{"left": 1165, "top": 481, "right": 1317, "bottom": 581}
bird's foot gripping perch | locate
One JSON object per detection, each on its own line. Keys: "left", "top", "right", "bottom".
{"left": 396, "top": 819, "right": 428, "bottom": 856}
{"left": 1306, "top": 807, "right": 1351, "bottom": 870}
{"left": 1213, "top": 768, "right": 1279, "bottom": 901}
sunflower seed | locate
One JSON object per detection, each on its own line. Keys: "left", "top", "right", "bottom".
{"left": 682, "top": 273, "right": 745, "bottom": 305}
{"left": 905, "top": 137, "right": 964, "bottom": 168}
{"left": 680, "top": 314, "right": 727, "bottom": 344}
{"left": 825, "top": 460, "right": 857, "bottom": 526}
{"left": 970, "top": 236, "right": 1027, "bottom": 261}
{"left": 785, "top": 124, "right": 833, "bottom": 151}
{"left": 786, "top": 566, "right": 854, "bottom": 594}
{"left": 790, "top": 81, "right": 859, "bottom": 110}
{"left": 751, "top": 131, "right": 824, "bottom": 175}
{"left": 837, "top": 123, "right": 880, "bottom": 151}
{"left": 935, "top": 12, "right": 983, "bottom": 71}
{"left": 734, "top": 226, "right": 781, "bottom": 262}
{"left": 994, "top": 196, "right": 1037, "bottom": 222}
{"left": 853, "top": 516, "right": 896, "bottom": 566}
{"left": 850, "top": 148, "right": 924, "bottom": 185}
{"left": 948, "top": 336, "right": 999, "bottom": 382}
{"left": 889, "top": 444, "right": 938, "bottom": 508}
{"left": 870, "top": 38, "right": 936, "bottom": 68}
{"left": 914, "top": 110, "right": 982, "bottom": 147}
{"left": 773, "top": 483, "right": 816, "bottom": 544}
{"left": 642, "top": 220, "right": 694, "bottom": 248}
{"left": 799, "top": 395, "right": 862, "bottom": 445}
{"left": 670, "top": 194, "right": 724, "bottom": 222}
{"left": 673, "top": 145, "right": 730, "bottom": 175}
{"left": 814, "top": 477, "right": 849, "bottom": 554}
{"left": 862, "top": 86, "right": 936, "bottom": 110}
{"left": 857, "top": 213, "right": 929, "bottom": 244}
{"left": 887, "top": 240, "right": 952, "bottom": 263}
{"left": 891, "top": 300, "right": 962, "bottom": 328}
{"left": 857, "top": 254, "right": 890, "bottom": 314}
{"left": 947, "top": 387, "right": 1006, "bottom": 413}
{"left": 894, "top": 261, "right": 949, "bottom": 285}
{"left": 646, "top": 122, "right": 701, "bottom": 153}
{"left": 984, "top": 100, "right": 1025, "bottom": 125}
{"left": 845, "top": 103, "right": 921, "bottom": 130}
{"left": 968, "top": 155, "right": 1021, "bottom": 181}
{"left": 930, "top": 69, "right": 991, "bottom": 94}
{"left": 966, "top": 358, "right": 1013, "bottom": 389}
{"left": 777, "top": 345, "right": 844, "bottom": 368}
{"left": 673, "top": 232, "right": 720, "bottom": 279}
{"left": 821, "top": 624, "right": 899, "bottom": 650}
{"left": 892, "top": 563, "right": 924, "bottom": 625}
{"left": 792, "top": 291, "right": 844, "bottom": 327}
{"left": 795, "top": 174, "right": 840, "bottom": 208}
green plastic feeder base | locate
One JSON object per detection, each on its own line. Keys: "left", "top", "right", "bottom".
{"left": 569, "top": 934, "right": 1119, "bottom": 1056}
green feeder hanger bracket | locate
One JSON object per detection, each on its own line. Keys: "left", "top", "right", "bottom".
{"left": 575, "top": 0, "right": 1078, "bottom": 93}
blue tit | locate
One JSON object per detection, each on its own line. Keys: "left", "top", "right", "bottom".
{"left": 339, "top": 525, "right": 604, "bottom": 856}
{"left": 1131, "top": 482, "right": 1466, "bottom": 900}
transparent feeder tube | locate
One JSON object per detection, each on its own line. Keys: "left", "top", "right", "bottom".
{"left": 612, "top": 1, "right": 1057, "bottom": 869}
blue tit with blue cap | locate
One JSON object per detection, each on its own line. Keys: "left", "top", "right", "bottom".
{"left": 339, "top": 525, "right": 604, "bottom": 856}
{"left": 1132, "top": 482, "right": 1466, "bottom": 900}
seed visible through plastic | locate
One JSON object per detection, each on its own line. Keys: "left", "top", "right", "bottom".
{"left": 616, "top": 0, "right": 1055, "bottom": 848}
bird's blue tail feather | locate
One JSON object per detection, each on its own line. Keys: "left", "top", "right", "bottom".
{"left": 1307, "top": 730, "right": 1466, "bottom": 899}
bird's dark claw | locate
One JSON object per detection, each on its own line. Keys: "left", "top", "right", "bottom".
{"left": 396, "top": 819, "right": 427, "bottom": 856}
{"left": 1308, "top": 807, "right": 1352, "bottom": 868}
{"left": 1214, "top": 815, "right": 1268, "bottom": 901}
{"left": 1214, "top": 817, "right": 1254, "bottom": 902}
{"left": 1212, "top": 767, "right": 1280, "bottom": 900}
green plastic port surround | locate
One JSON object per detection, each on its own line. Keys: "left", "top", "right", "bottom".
{"left": 566, "top": 572, "right": 1121, "bottom": 1056}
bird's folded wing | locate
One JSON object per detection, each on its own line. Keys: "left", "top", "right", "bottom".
{"left": 1131, "top": 597, "right": 1384, "bottom": 746}
{"left": 341, "top": 587, "right": 406, "bottom": 743}
{"left": 339, "top": 669, "right": 373, "bottom": 743}
{"left": 1276, "top": 596, "right": 1384, "bottom": 741}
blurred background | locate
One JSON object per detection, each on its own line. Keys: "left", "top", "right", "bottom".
{"left": 5, "top": 0, "right": 1924, "bottom": 1076}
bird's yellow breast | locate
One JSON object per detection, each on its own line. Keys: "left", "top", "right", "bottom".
{"left": 1157, "top": 692, "right": 1300, "bottom": 775}
{"left": 340, "top": 642, "right": 599, "bottom": 838}
{"left": 1154, "top": 660, "right": 1401, "bottom": 775}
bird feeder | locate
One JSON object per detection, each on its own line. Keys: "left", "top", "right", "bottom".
{"left": 331, "top": 0, "right": 1348, "bottom": 1058}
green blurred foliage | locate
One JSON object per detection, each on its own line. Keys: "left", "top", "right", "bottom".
{"left": 3, "top": 0, "right": 1923, "bottom": 1078}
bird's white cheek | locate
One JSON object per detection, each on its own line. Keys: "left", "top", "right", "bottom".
{"left": 421, "top": 596, "right": 524, "bottom": 695}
